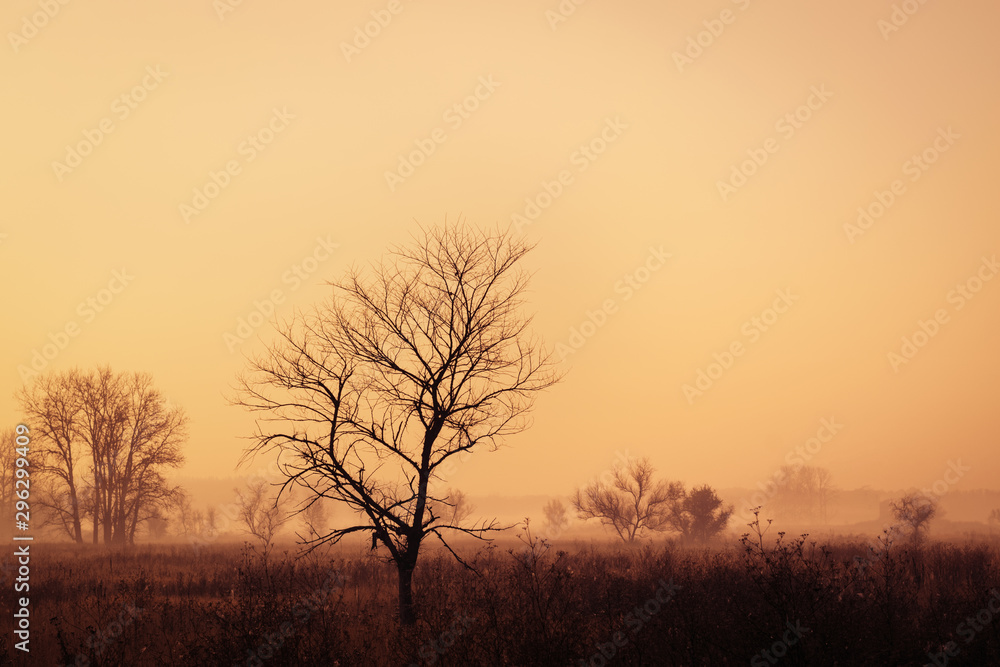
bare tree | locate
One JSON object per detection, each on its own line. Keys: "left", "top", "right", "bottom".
{"left": 770, "top": 465, "right": 835, "bottom": 524}
{"left": 17, "top": 367, "right": 187, "bottom": 545}
{"left": 81, "top": 369, "right": 186, "bottom": 545}
{"left": 235, "top": 223, "right": 559, "bottom": 624}
{"left": 665, "top": 484, "right": 733, "bottom": 543}
{"left": 75, "top": 366, "right": 122, "bottom": 544}
{"left": 300, "top": 498, "right": 329, "bottom": 541}
{"left": 428, "top": 488, "right": 475, "bottom": 527}
{"left": 572, "top": 457, "right": 680, "bottom": 543}
{"left": 175, "top": 492, "right": 205, "bottom": 537}
{"left": 542, "top": 498, "right": 569, "bottom": 537}
{"left": 15, "top": 371, "right": 85, "bottom": 542}
{"left": 815, "top": 467, "right": 835, "bottom": 523}
{"left": 34, "top": 480, "right": 82, "bottom": 542}
{"left": 0, "top": 428, "right": 19, "bottom": 541}
{"left": 890, "top": 492, "right": 938, "bottom": 545}
{"left": 989, "top": 508, "right": 1000, "bottom": 536}
{"left": 144, "top": 513, "right": 169, "bottom": 540}
{"left": 206, "top": 506, "right": 219, "bottom": 537}
{"left": 235, "top": 479, "right": 291, "bottom": 556}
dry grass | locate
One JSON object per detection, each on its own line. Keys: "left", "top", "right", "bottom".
{"left": 3, "top": 525, "right": 999, "bottom": 666}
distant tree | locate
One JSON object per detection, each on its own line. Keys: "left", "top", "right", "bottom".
{"left": 542, "top": 498, "right": 569, "bottom": 537}
{"left": 15, "top": 372, "right": 85, "bottom": 542}
{"left": 175, "top": 492, "right": 205, "bottom": 537}
{"left": 572, "top": 457, "right": 680, "bottom": 543}
{"left": 0, "top": 429, "right": 19, "bottom": 541}
{"left": 300, "top": 498, "right": 329, "bottom": 541}
{"left": 988, "top": 508, "right": 1000, "bottom": 535}
{"left": 17, "top": 367, "right": 187, "bottom": 545}
{"left": 770, "top": 465, "right": 834, "bottom": 523}
{"left": 84, "top": 369, "right": 186, "bottom": 545}
{"left": 206, "top": 506, "right": 218, "bottom": 536}
{"left": 235, "top": 479, "right": 291, "bottom": 557}
{"left": 428, "top": 488, "right": 475, "bottom": 527}
{"left": 146, "top": 515, "right": 169, "bottom": 540}
{"left": 235, "top": 224, "right": 559, "bottom": 625}
{"left": 890, "top": 493, "right": 937, "bottom": 545}
{"left": 666, "top": 484, "right": 733, "bottom": 543}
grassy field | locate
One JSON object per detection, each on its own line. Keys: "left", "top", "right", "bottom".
{"left": 3, "top": 524, "right": 1000, "bottom": 666}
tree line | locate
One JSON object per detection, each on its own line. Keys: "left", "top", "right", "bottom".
{"left": 558, "top": 456, "right": 733, "bottom": 544}
{"left": 14, "top": 366, "right": 186, "bottom": 545}
{"left": 9, "top": 221, "right": 993, "bottom": 636}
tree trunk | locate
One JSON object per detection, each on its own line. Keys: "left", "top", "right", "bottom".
{"left": 126, "top": 503, "right": 140, "bottom": 544}
{"left": 92, "top": 484, "right": 100, "bottom": 544}
{"left": 397, "top": 563, "right": 416, "bottom": 626}
{"left": 67, "top": 483, "right": 83, "bottom": 543}
{"left": 72, "top": 513, "right": 83, "bottom": 543}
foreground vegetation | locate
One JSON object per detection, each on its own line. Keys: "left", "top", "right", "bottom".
{"left": 3, "top": 525, "right": 1000, "bottom": 666}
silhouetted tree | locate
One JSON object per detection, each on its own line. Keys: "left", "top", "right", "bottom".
{"left": 206, "top": 506, "right": 218, "bottom": 536}
{"left": 175, "top": 492, "right": 204, "bottom": 537}
{"left": 15, "top": 372, "right": 85, "bottom": 542}
{"left": 428, "top": 488, "right": 475, "bottom": 527}
{"left": 890, "top": 492, "right": 937, "bottom": 545}
{"left": 145, "top": 515, "right": 169, "bottom": 540}
{"left": 666, "top": 484, "right": 733, "bottom": 543}
{"left": 0, "top": 428, "right": 19, "bottom": 541}
{"left": 235, "top": 223, "right": 559, "bottom": 625}
{"left": 236, "top": 479, "right": 291, "bottom": 557}
{"left": 542, "top": 498, "right": 569, "bottom": 537}
{"left": 770, "top": 465, "right": 835, "bottom": 524}
{"left": 17, "top": 367, "right": 186, "bottom": 545}
{"left": 987, "top": 508, "right": 1000, "bottom": 536}
{"left": 572, "top": 457, "right": 680, "bottom": 542}
{"left": 300, "top": 497, "right": 329, "bottom": 541}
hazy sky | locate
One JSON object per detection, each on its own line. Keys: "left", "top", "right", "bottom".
{"left": 3, "top": 0, "right": 998, "bottom": 499}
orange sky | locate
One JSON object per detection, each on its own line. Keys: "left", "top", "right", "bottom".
{"left": 3, "top": 0, "right": 998, "bottom": 500}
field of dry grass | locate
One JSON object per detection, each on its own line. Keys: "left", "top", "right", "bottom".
{"left": 3, "top": 525, "right": 1000, "bottom": 666}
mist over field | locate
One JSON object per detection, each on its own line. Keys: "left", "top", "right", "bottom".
{"left": 3, "top": 0, "right": 1000, "bottom": 665}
